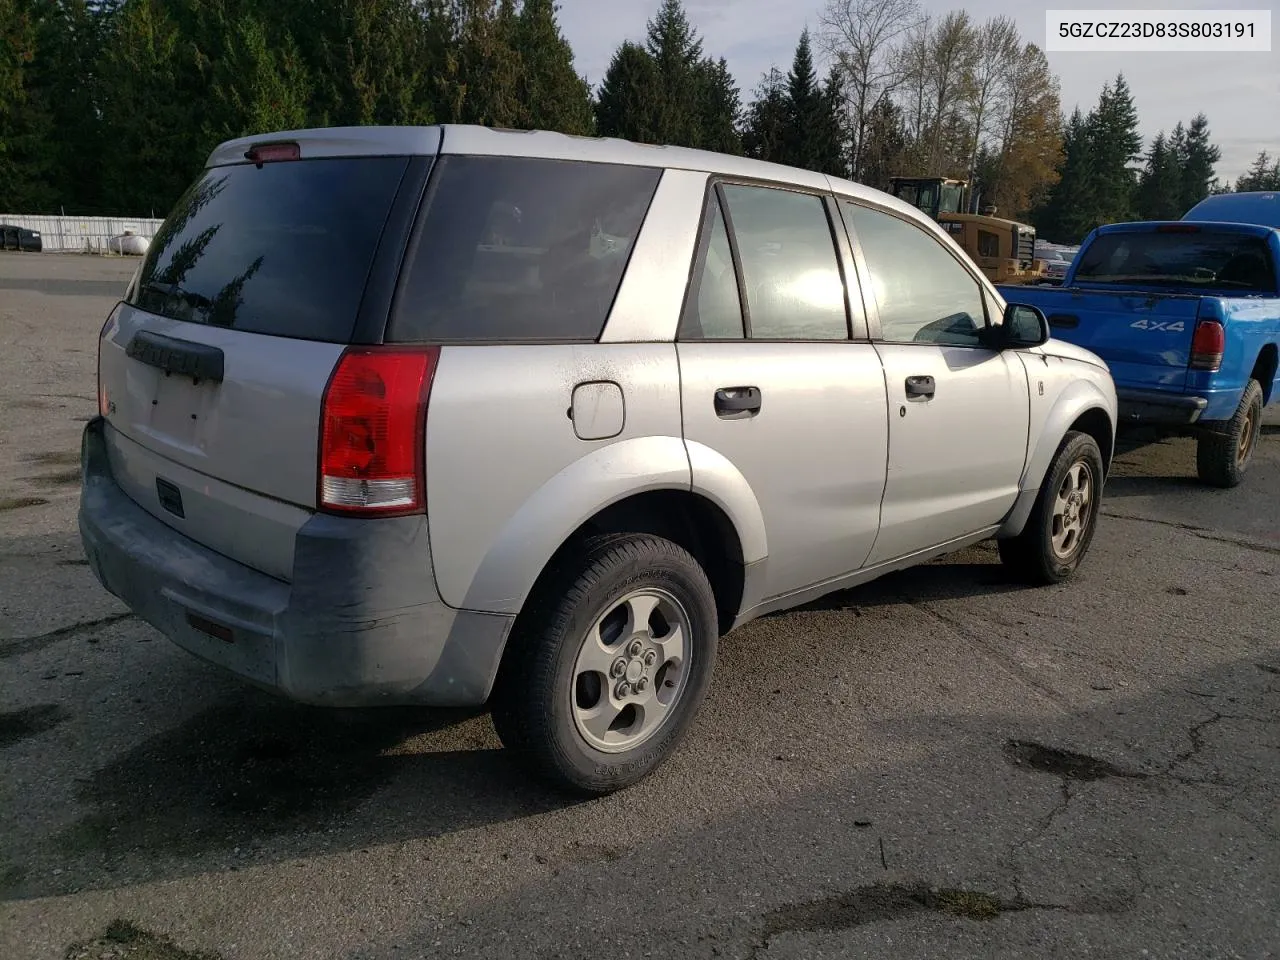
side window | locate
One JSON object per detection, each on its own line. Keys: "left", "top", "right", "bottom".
{"left": 720, "top": 184, "right": 849, "bottom": 341}
{"left": 679, "top": 194, "right": 745, "bottom": 339}
{"left": 843, "top": 202, "right": 987, "bottom": 347}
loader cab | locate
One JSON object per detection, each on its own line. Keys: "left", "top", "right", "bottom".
{"left": 889, "top": 176, "right": 968, "bottom": 220}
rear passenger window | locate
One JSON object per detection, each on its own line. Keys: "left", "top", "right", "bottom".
{"left": 843, "top": 202, "right": 987, "bottom": 347}
{"left": 389, "top": 156, "right": 661, "bottom": 343}
{"left": 679, "top": 194, "right": 745, "bottom": 339}
{"left": 720, "top": 184, "right": 849, "bottom": 340}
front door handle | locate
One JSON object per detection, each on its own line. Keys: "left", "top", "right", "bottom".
{"left": 714, "top": 386, "right": 762, "bottom": 418}
{"left": 905, "top": 375, "right": 936, "bottom": 400}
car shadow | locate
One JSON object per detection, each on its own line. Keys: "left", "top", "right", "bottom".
{"left": 783, "top": 547, "right": 1037, "bottom": 616}
{"left": 3, "top": 682, "right": 582, "bottom": 902}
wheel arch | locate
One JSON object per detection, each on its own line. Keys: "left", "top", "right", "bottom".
{"left": 459, "top": 436, "right": 767, "bottom": 629}
{"left": 1251, "top": 342, "right": 1278, "bottom": 404}
{"left": 999, "top": 379, "right": 1115, "bottom": 539}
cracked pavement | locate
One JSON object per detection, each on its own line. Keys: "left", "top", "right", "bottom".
{"left": 1, "top": 252, "right": 1278, "bottom": 959}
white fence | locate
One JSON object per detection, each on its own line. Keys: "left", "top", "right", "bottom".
{"left": 0, "top": 214, "right": 164, "bottom": 254}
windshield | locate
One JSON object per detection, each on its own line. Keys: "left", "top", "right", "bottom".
{"left": 1074, "top": 231, "right": 1277, "bottom": 293}
{"left": 938, "top": 182, "right": 964, "bottom": 215}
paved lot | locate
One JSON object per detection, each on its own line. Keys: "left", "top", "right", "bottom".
{"left": 1, "top": 251, "right": 1278, "bottom": 960}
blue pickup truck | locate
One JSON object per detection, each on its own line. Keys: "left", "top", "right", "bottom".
{"left": 998, "top": 220, "right": 1279, "bottom": 487}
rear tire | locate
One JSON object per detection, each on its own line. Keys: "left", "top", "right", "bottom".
{"left": 1196, "top": 379, "right": 1263, "bottom": 489}
{"left": 998, "top": 431, "right": 1105, "bottom": 586}
{"left": 491, "top": 533, "right": 719, "bottom": 795}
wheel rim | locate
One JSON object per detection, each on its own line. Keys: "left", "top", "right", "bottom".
{"left": 1051, "top": 459, "right": 1094, "bottom": 561}
{"left": 1237, "top": 404, "right": 1260, "bottom": 467}
{"left": 570, "top": 587, "right": 691, "bottom": 754}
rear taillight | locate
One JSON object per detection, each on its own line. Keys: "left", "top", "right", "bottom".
{"left": 1189, "top": 319, "right": 1225, "bottom": 372}
{"left": 318, "top": 346, "right": 438, "bottom": 516}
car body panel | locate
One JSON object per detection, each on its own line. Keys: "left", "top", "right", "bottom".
{"left": 867, "top": 344, "right": 1031, "bottom": 564}
{"left": 424, "top": 343, "right": 685, "bottom": 611}
{"left": 678, "top": 341, "right": 890, "bottom": 601}
{"left": 1183, "top": 191, "right": 1280, "bottom": 229}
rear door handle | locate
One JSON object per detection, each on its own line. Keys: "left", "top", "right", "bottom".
{"left": 714, "top": 386, "right": 762, "bottom": 418}
{"left": 905, "top": 375, "right": 935, "bottom": 400}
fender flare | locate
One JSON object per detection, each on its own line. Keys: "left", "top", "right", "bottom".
{"left": 999, "top": 377, "right": 1116, "bottom": 538}
{"left": 458, "top": 436, "right": 768, "bottom": 615}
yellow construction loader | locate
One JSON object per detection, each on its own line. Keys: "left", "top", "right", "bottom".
{"left": 888, "top": 176, "right": 1047, "bottom": 285}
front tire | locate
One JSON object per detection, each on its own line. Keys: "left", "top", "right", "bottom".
{"left": 1196, "top": 379, "right": 1263, "bottom": 489}
{"left": 491, "top": 533, "right": 719, "bottom": 795}
{"left": 999, "top": 431, "right": 1105, "bottom": 586}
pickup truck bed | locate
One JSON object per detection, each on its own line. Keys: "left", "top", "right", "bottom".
{"left": 999, "top": 220, "right": 1280, "bottom": 487}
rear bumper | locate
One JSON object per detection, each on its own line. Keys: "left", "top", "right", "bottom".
{"left": 1116, "top": 388, "right": 1208, "bottom": 426}
{"left": 77, "top": 417, "right": 513, "bottom": 707}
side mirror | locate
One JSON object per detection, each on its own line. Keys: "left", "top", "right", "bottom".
{"left": 1000, "top": 302, "right": 1050, "bottom": 348}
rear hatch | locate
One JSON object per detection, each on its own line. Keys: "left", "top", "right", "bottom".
{"left": 97, "top": 134, "right": 434, "bottom": 580}
{"left": 1049, "top": 226, "right": 1276, "bottom": 392}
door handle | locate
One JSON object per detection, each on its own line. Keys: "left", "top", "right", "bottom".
{"left": 1048, "top": 313, "right": 1079, "bottom": 329}
{"left": 714, "top": 386, "right": 762, "bottom": 418}
{"left": 905, "top": 375, "right": 935, "bottom": 400}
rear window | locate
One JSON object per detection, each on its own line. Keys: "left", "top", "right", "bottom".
{"left": 1075, "top": 230, "right": 1277, "bottom": 294}
{"left": 388, "top": 156, "right": 662, "bottom": 343}
{"left": 130, "top": 156, "right": 411, "bottom": 342}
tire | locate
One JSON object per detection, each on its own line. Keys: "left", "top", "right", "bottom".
{"left": 1196, "top": 379, "right": 1263, "bottom": 489}
{"left": 491, "top": 533, "right": 719, "bottom": 795}
{"left": 998, "top": 431, "right": 1105, "bottom": 586}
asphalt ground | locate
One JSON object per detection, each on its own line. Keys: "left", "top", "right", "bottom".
{"left": 1, "top": 251, "right": 1277, "bottom": 960}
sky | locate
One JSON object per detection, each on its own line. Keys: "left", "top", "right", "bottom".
{"left": 554, "top": 0, "right": 1279, "bottom": 184}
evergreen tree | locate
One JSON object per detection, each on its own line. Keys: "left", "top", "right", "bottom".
{"left": 509, "top": 0, "right": 592, "bottom": 135}
{"left": 1134, "top": 132, "right": 1183, "bottom": 220}
{"left": 440, "top": 0, "right": 521, "bottom": 127}
{"left": 95, "top": 0, "right": 207, "bottom": 216}
{"left": 779, "top": 29, "right": 823, "bottom": 170}
{"left": 1087, "top": 74, "right": 1142, "bottom": 223}
{"left": 695, "top": 56, "right": 741, "bottom": 155}
{"left": 594, "top": 40, "right": 660, "bottom": 143}
{"left": 857, "top": 97, "right": 908, "bottom": 190}
{"left": 818, "top": 65, "right": 849, "bottom": 178}
{"left": 641, "top": 0, "right": 705, "bottom": 147}
{"left": 741, "top": 67, "right": 787, "bottom": 162}
{"left": 1179, "top": 112, "right": 1220, "bottom": 213}
{"left": 204, "top": 13, "right": 311, "bottom": 139}
{"left": 1237, "top": 150, "right": 1280, "bottom": 191}
{"left": 1033, "top": 108, "right": 1097, "bottom": 242}
{"left": 29, "top": 0, "right": 111, "bottom": 212}
{"left": 0, "top": 0, "right": 67, "bottom": 212}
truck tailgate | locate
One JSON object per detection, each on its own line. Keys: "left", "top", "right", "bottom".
{"left": 1032, "top": 289, "right": 1202, "bottom": 392}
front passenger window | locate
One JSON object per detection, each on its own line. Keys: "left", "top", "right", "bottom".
{"left": 843, "top": 202, "right": 987, "bottom": 347}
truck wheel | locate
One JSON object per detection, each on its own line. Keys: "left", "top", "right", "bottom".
{"left": 998, "top": 431, "right": 1105, "bottom": 586}
{"left": 1196, "top": 379, "right": 1263, "bottom": 489}
{"left": 491, "top": 533, "right": 719, "bottom": 795}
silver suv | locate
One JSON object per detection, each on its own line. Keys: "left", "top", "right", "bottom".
{"left": 80, "top": 125, "right": 1118, "bottom": 793}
